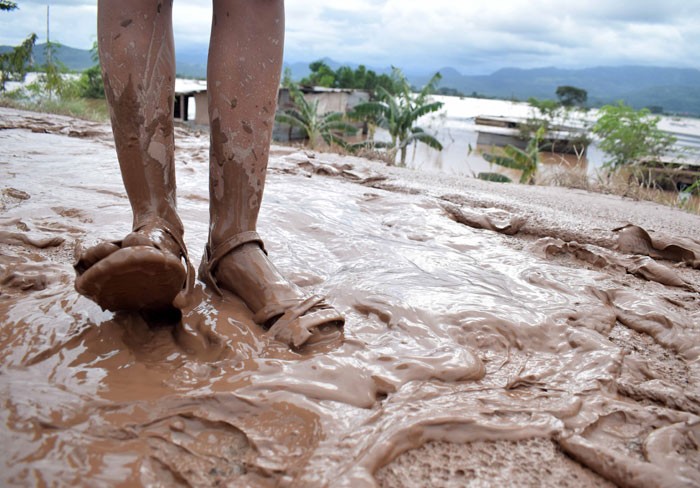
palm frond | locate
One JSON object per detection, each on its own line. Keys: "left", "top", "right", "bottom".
{"left": 478, "top": 172, "right": 512, "bottom": 183}
{"left": 401, "top": 129, "right": 443, "bottom": 151}
{"left": 409, "top": 101, "right": 444, "bottom": 122}
{"left": 501, "top": 145, "right": 534, "bottom": 169}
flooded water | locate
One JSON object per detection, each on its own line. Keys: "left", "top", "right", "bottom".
{"left": 2, "top": 108, "right": 700, "bottom": 486}
{"left": 400, "top": 95, "right": 700, "bottom": 180}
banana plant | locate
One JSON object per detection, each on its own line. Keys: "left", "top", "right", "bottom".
{"left": 350, "top": 70, "right": 444, "bottom": 166}
{"left": 275, "top": 86, "right": 357, "bottom": 150}
{"left": 482, "top": 126, "right": 545, "bottom": 184}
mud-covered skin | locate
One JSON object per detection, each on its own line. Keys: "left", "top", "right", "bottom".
{"left": 98, "top": 0, "right": 181, "bottom": 233}
{"left": 85, "top": 0, "right": 327, "bottom": 322}
{"left": 2, "top": 109, "right": 700, "bottom": 486}
{"left": 71, "top": 0, "right": 186, "bottom": 311}
{"left": 204, "top": 0, "right": 304, "bottom": 315}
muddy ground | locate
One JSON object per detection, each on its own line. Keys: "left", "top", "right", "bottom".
{"left": 1, "top": 107, "right": 700, "bottom": 487}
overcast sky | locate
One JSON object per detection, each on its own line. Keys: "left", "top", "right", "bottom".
{"left": 2, "top": 0, "right": 699, "bottom": 74}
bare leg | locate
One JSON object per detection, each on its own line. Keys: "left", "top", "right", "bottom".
{"left": 206, "top": 0, "right": 297, "bottom": 313}
{"left": 204, "top": 0, "right": 343, "bottom": 338}
{"left": 98, "top": 0, "right": 181, "bottom": 235}
{"left": 74, "top": 0, "right": 186, "bottom": 312}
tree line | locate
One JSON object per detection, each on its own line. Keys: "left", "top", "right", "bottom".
{"left": 288, "top": 60, "right": 403, "bottom": 99}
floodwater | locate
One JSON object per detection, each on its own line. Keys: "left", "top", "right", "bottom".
{"left": 402, "top": 95, "right": 700, "bottom": 179}
{"left": 1, "top": 108, "right": 700, "bottom": 486}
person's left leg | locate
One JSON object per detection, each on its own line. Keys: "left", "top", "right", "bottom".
{"left": 200, "top": 0, "right": 343, "bottom": 346}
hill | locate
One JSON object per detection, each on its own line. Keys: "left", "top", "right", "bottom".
{"left": 413, "top": 65, "right": 700, "bottom": 115}
{"left": 0, "top": 43, "right": 94, "bottom": 71}
{"left": 3, "top": 42, "right": 698, "bottom": 115}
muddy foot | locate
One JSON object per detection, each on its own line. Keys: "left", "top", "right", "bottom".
{"left": 74, "top": 220, "right": 189, "bottom": 312}
{"left": 200, "top": 238, "right": 344, "bottom": 348}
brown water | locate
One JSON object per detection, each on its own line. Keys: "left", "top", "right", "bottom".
{"left": 2, "top": 108, "right": 700, "bottom": 487}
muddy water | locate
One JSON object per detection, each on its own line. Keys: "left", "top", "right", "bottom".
{"left": 400, "top": 95, "right": 700, "bottom": 179}
{"left": 2, "top": 108, "right": 700, "bottom": 487}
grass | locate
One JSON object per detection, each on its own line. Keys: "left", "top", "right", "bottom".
{"left": 540, "top": 163, "right": 700, "bottom": 214}
{"left": 0, "top": 95, "right": 110, "bottom": 123}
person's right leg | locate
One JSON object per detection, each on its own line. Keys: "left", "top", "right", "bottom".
{"left": 74, "top": 0, "right": 188, "bottom": 312}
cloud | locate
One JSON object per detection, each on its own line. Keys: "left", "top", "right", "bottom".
{"left": 1, "top": 0, "right": 698, "bottom": 75}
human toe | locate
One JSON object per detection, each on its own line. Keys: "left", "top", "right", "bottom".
{"left": 74, "top": 241, "right": 120, "bottom": 273}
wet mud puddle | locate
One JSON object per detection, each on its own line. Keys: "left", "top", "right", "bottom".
{"left": 1, "top": 108, "right": 700, "bottom": 487}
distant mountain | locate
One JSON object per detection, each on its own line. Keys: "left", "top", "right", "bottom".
{"left": 4, "top": 42, "right": 698, "bottom": 116}
{"left": 413, "top": 65, "right": 700, "bottom": 115}
{"left": 0, "top": 43, "right": 95, "bottom": 71}
{"left": 174, "top": 43, "right": 207, "bottom": 78}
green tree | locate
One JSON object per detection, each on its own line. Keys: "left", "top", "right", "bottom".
{"left": 275, "top": 85, "right": 357, "bottom": 150}
{"left": 482, "top": 126, "right": 544, "bottom": 184}
{"left": 299, "top": 61, "right": 404, "bottom": 98}
{"left": 281, "top": 66, "right": 293, "bottom": 88}
{"left": 77, "top": 41, "right": 104, "bottom": 98}
{"left": 0, "top": 33, "right": 37, "bottom": 92}
{"left": 351, "top": 69, "right": 444, "bottom": 166}
{"left": 0, "top": 3, "right": 37, "bottom": 92}
{"left": 556, "top": 85, "right": 587, "bottom": 107}
{"left": 354, "top": 65, "right": 368, "bottom": 89}
{"left": 592, "top": 101, "right": 676, "bottom": 170}
{"left": 335, "top": 65, "right": 356, "bottom": 88}
{"left": 38, "top": 41, "right": 67, "bottom": 99}
{"left": 300, "top": 60, "right": 336, "bottom": 87}
{"left": 0, "top": 1, "right": 18, "bottom": 11}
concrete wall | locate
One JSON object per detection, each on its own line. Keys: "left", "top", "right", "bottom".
{"left": 273, "top": 88, "right": 370, "bottom": 143}
{"left": 175, "top": 87, "right": 370, "bottom": 144}
{"left": 193, "top": 92, "right": 209, "bottom": 126}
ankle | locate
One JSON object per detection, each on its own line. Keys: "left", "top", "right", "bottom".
{"left": 133, "top": 210, "right": 184, "bottom": 237}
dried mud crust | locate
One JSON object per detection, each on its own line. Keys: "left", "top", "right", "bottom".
{"left": 375, "top": 437, "right": 615, "bottom": 488}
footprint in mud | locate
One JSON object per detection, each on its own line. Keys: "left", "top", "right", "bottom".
{"left": 1, "top": 188, "right": 30, "bottom": 212}
{"left": 3, "top": 188, "right": 30, "bottom": 201}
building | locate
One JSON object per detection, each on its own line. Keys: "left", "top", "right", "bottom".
{"left": 173, "top": 79, "right": 208, "bottom": 125}
{"left": 173, "top": 80, "right": 370, "bottom": 143}
{"left": 273, "top": 86, "right": 370, "bottom": 143}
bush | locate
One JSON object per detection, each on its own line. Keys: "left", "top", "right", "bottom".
{"left": 592, "top": 101, "right": 676, "bottom": 170}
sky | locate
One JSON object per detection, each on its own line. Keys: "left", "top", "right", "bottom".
{"left": 1, "top": 0, "right": 699, "bottom": 75}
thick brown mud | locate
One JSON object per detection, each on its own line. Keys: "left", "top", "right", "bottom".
{"left": 1, "top": 108, "right": 700, "bottom": 486}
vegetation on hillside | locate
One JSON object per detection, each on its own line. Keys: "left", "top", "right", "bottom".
{"left": 1, "top": 6, "right": 107, "bottom": 123}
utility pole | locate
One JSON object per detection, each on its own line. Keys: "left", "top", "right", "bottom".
{"left": 46, "top": 4, "right": 51, "bottom": 64}
{"left": 46, "top": 4, "right": 52, "bottom": 99}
